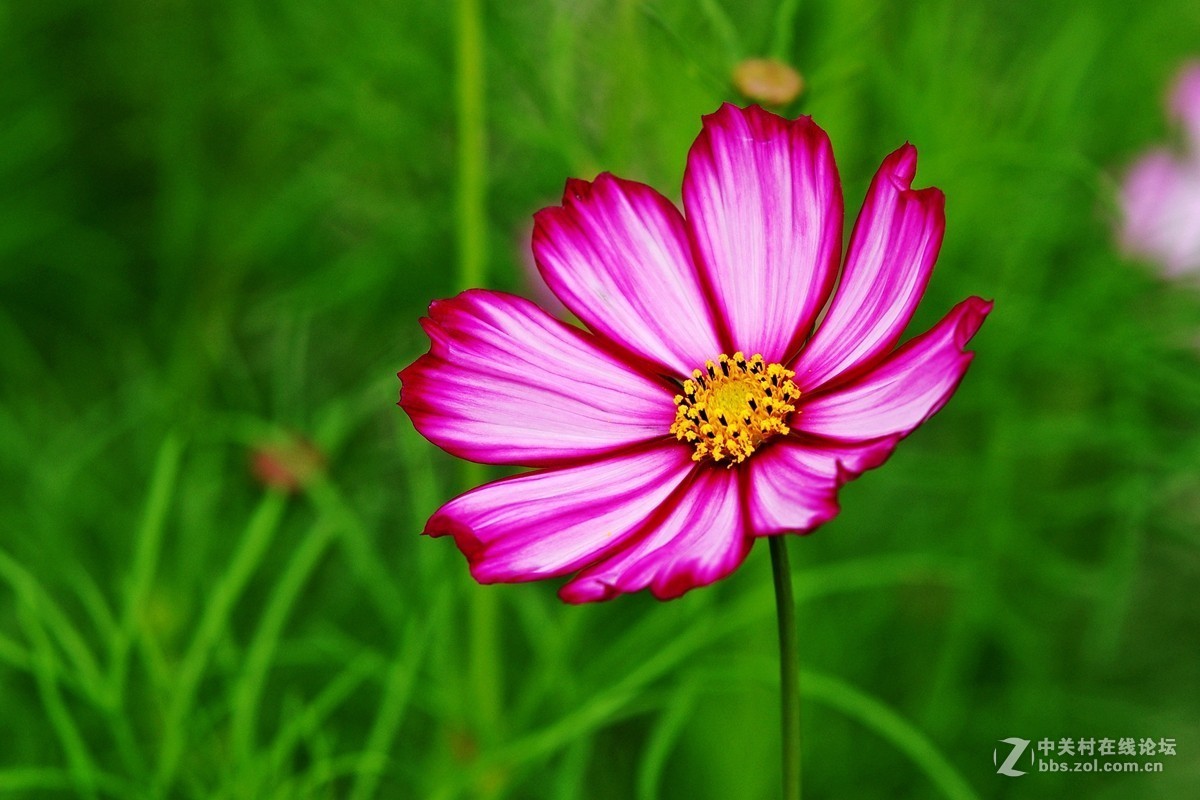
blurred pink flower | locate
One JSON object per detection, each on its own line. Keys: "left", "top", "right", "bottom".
{"left": 1120, "top": 61, "right": 1200, "bottom": 277}
{"left": 399, "top": 104, "right": 990, "bottom": 602}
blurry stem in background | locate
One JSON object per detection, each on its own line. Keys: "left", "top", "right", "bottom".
{"left": 769, "top": 0, "right": 803, "bottom": 61}
{"left": 770, "top": 536, "right": 802, "bottom": 800}
{"left": 638, "top": 6, "right": 729, "bottom": 95}
{"left": 456, "top": 0, "right": 486, "bottom": 291}
{"left": 229, "top": 518, "right": 337, "bottom": 761}
{"left": 111, "top": 433, "right": 182, "bottom": 709}
{"left": 696, "top": 0, "right": 741, "bottom": 64}
{"left": 456, "top": 0, "right": 503, "bottom": 757}
{"left": 18, "top": 602, "right": 99, "bottom": 800}
{"left": 154, "top": 492, "right": 287, "bottom": 793}
{"left": 800, "top": 672, "right": 980, "bottom": 800}
{"left": 611, "top": 0, "right": 644, "bottom": 166}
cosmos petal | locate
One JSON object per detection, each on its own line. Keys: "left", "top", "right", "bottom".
{"left": 792, "top": 145, "right": 945, "bottom": 390}
{"left": 797, "top": 297, "right": 992, "bottom": 442}
{"left": 559, "top": 466, "right": 750, "bottom": 603}
{"left": 533, "top": 174, "right": 724, "bottom": 376}
{"left": 425, "top": 445, "right": 695, "bottom": 584}
{"left": 683, "top": 104, "right": 843, "bottom": 363}
{"left": 746, "top": 437, "right": 901, "bottom": 536}
{"left": 1119, "top": 149, "right": 1200, "bottom": 276}
{"left": 399, "top": 290, "right": 675, "bottom": 467}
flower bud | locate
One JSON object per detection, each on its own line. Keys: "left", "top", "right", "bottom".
{"left": 732, "top": 58, "right": 804, "bottom": 106}
{"left": 250, "top": 435, "right": 324, "bottom": 492}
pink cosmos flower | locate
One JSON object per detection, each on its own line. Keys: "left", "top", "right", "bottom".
{"left": 399, "top": 104, "right": 991, "bottom": 603}
{"left": 1120, "top": 61, "right": 1200, "bottom": 277}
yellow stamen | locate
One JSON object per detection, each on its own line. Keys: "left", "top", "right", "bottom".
{"left": 670, "top": 352, "right": 799, "bottom": 465}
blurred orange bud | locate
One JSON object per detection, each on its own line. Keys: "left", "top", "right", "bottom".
{"left": 250, "top": 435, "right": 324, "bottom": 492}
{"left": 732, "top": 58, "right": 804, "bottom": 106}
{"left": 447, "top": 726, "right": 478, "bottom": 763}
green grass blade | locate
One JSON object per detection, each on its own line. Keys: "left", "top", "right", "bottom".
{"left": 154, "top": 491, "right": 287, "bottom": 793}
{"left": 112, "top": 432, "right": 183, "bottom": 705}
{"left": 635, "top": 681, "right": 698, "bottom": 800}
{"left": 0, "top": 549, "right": 106, "bottom": 700}
{"left": 803, "top": 670, "right": 981, "bottom": 800}
{"left": 17, "top": 601, "right": 100, "bottom": 800}
{"left": 347, "top": 587, "right": 449, "bottom": 800}
{"left": 263, "top": 651, "right": 385, "bottom": 785}
{"left": 229, "top": 518, "right": 336, "bottom": 761}
{"left": 697, "top": 0, "right": 742, "bottom": 62}
{"left": 306, "top": 480, "right": 406, "bottom": 629}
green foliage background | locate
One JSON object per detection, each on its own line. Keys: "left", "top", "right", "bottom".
{"left": 2, "top": 0, "right": 1199, "bottom": 797}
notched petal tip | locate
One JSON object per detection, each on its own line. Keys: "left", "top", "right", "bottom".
{"left": 885, "top": 142, "right": 919, "bottom": 186}
{"left": 557, "top": 578, "right": 616, "bottom": 605}
{"left": 955, "top": 296, "right": 995, "bottom": 349}
{"left": 396, "top": 353, "right": 441, "bottom": 416}
{"left": 404, "top": 302, "right": 464, "bottom": 368}
{"left": 881, "top": 146, "right": 947, "bottom": 216}
{"left": 425, "top": 288, "right": 490, "bottom": 324}
{"left": 424, "top": 508, "right": 485, "bottom": 559}
{"left": 416, "top": 313, "right": 442, "bottom": 342}
{"left": 562, "top": 177, "right": 594, "bottom": 203}
{"left": 877, "top": 144, "right": 947, "bottom": 215}
{"left": 917, "top": 185, "right": 947, "bottom": 214}
{"left": 706, "top": 100, "right": 743, "bottom": 121}
{"left": 426, "top": 506, "right": 531, "bottom": 587}
{"left": 699, "top": 102, "right": 828, "bottom": 146}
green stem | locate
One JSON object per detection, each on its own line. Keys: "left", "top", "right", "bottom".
{"left": 455, "top": 0, "right": 502, "bottom": 759}
{"left": 455, "top": 0, "right": 486, "bottom": 290}
{"left": 770, "top": 536, "right": 802, "bottom": 800}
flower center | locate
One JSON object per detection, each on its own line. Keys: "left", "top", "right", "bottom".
{"left": 670, "top": 353, "right": 799, "bottom": 464}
